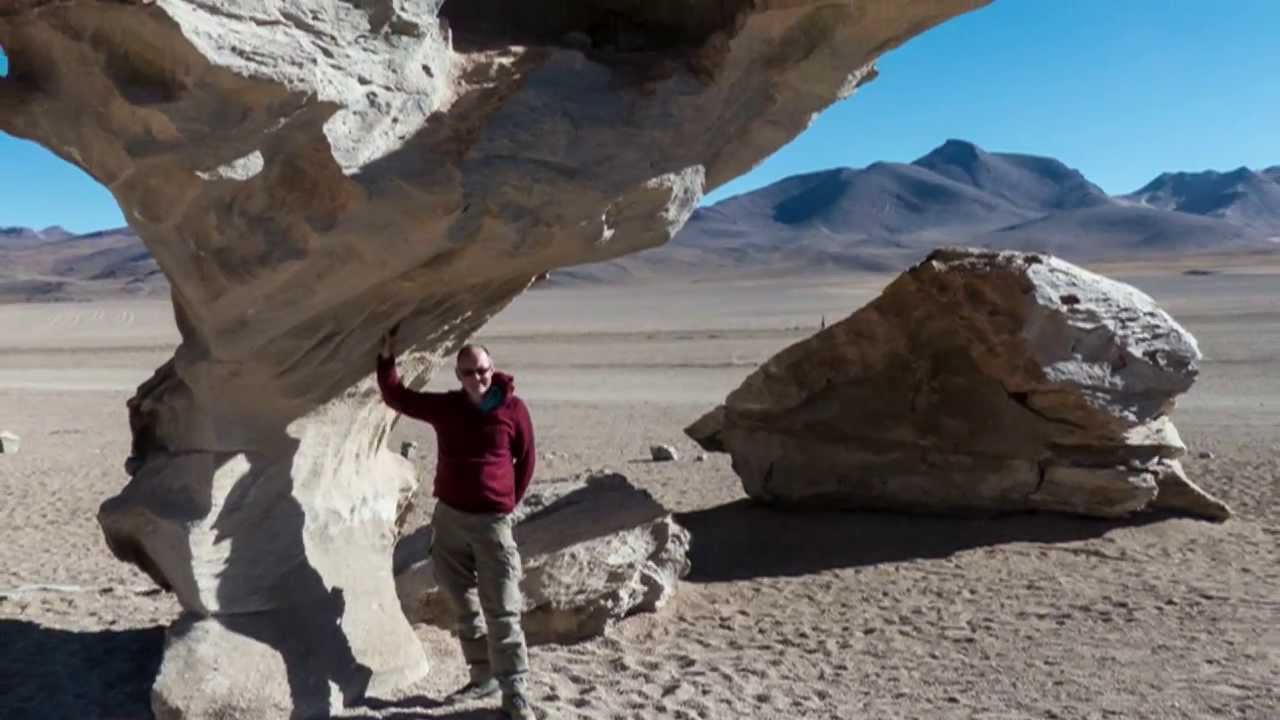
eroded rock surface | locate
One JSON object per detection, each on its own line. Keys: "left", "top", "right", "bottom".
{"left": 0, "top": 1, "right": 985, "bottom": 716}
{"left": 688, "top": 248, "right": 1231, "bottom": 521}
{"left": 396, "top": 472, "right": 691, "bottom": 644}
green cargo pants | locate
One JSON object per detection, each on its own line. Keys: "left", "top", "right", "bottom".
{"left": 431, "top": 501, "right": 530, "bottom": 694}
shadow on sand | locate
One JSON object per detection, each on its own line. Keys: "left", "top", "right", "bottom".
{"left": 348, "top": 702, "right": 501, "bottom": 712}
{"left": 675, "top": 498, "right": 1173, "bottom": 583}
{"left": 348, "top": 694, "right": 500, "bottom": 719}
{"left": 0, "top": 619, "right": 495, "bottom": 720}
{"left": 0, "top": 620, "right": 164, "bottom": 720}
{"left": 1, "top": 498, "right": 1170, "bottom": 718}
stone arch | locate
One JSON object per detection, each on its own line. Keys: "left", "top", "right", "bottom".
{"left": 0, "top": 1, "right": 988, "bottom": 717}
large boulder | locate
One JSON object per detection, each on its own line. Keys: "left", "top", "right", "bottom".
{"left": 688, "top": 248, "right": 1230, "bottom": 521}
{"left": 0, "top": 1, "right": 986, "bottom": 716}
{"left": 396, "top": 472, "right": 691, "bottom": 644}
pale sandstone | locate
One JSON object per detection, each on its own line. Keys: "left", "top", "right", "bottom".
{"left": 689, "top": 249, "right": 1231, "bottom": 520}
{"left": 0, "top": 1, "right": 987, "bottom": 716}
{"left": 396, "top": 472, "right": 691, "bottom": 644}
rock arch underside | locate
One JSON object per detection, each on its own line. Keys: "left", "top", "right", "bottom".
{"left": 0, "top": 1, "right": 986, "bottom": 718}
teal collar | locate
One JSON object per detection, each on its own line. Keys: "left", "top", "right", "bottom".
{"left": 478, "top": 384, "right": 505, "bottom": 413}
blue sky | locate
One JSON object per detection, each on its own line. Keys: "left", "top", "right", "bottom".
{"left": 2, "top": 0, "right": 1279, "bottom": 232}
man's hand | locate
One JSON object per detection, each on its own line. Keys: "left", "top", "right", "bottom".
{"left": 380, "top": 323, "right": 399, "bottom": 359}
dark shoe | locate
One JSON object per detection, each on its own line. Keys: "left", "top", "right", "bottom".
{"left": 502, "top": 692, "right": 537, "bottom": 720}
{"left": 445, "top": 677, "right": 500, "bottom": 704}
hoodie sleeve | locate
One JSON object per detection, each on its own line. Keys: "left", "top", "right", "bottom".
{"left": 511, "top": 397, "right": 536, "bottom": 503}
{"left": 377, "top": 354, "right": 449, "bottom": 424}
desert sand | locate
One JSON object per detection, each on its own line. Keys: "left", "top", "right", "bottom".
{"left": 1, "top": 267, "right": 1277, "bottom": 720}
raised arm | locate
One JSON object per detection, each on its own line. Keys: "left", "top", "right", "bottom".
{"left": 376, "top": 331, "right": 449, "bottom": 424}
{"left": 511, "top": 398, "right": 536, "bottom": 503}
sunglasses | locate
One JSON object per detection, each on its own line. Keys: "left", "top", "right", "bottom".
{"left": 458, "top": 365, "right": 493, "bottom": 377}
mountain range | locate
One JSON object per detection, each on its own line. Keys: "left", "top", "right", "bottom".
{"left": 557, "top": 139, "right": 1280, "bottom": 282}
{"left": 3, "top": 140, "right": 1278, "bottom": 299}
{"left": 0, "top": 225, "right": 165, "bottom": 301}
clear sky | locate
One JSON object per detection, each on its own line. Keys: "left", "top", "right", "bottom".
{"left": 1, "top": 0, "right": 1278, "bottom": 232}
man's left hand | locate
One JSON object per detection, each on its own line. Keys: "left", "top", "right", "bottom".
{"left": 380, "top": 324, "right": 399, "bottom": 359}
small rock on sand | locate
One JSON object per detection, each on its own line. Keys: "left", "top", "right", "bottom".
{"left": 650, "top": 444, "right": 678, "bottom": 462}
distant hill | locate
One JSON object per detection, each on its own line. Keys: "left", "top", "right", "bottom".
{"left": 5, "top": 140, "right": 1279, "bottom": 299}
{"left": 969, "top": 204, "right": 1267, "bottom": 257}
{"left": 0, "top": 226, "right": 165, "bottom": 301}
{"left": 560, "top": 140, "right": 1279, "bottom": 283}
{"left": 0, "top": 225, "right": 73, "bottom": 250}
{"left": 912, "top": 138, "right": 1112, "bottom": 212}
{"left": 1121, "top": 167, "right": 1280, "bottom": 234}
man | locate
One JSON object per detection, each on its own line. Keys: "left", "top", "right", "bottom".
{"left": 377, "top": 328, "right": 536, "bottom": 720}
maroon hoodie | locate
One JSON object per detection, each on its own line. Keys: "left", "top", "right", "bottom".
{"left": 377, "top": 355, "right": 535, "bottom": 515}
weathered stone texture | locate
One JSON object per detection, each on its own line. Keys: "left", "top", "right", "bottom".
{"left": 0, "top": 1, "right": 987, "bottom": 716}
{"left": 688, "top": 248, "right": 1230, "bottom": 520}
{"left": 397, "top": 472, "right": 691, "bottom": 644}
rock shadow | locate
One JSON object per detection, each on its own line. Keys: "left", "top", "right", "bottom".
{"left": 0, "top": 620, "right": 163, "bottom": 720}
{"left": 675, "top": 499, "right": 1171, "bottom": 583}
{"left": 206, "top": 438, "right": 373, "bottom": 719}
{"left": 115, "top": 426, "right": 374, "bottom": 717}
{"left": 350, "top": 692, "right": 502, "bottom": 719}
{"left": 357, "top": 694, "right": 445, "bottom": 712}
{"left": 437, "top": 0, "right": 752, "bottom": 53}
{"left": 346, "top": 710, "right": 495, "bottom": 720}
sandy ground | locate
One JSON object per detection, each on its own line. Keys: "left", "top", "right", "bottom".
{"left": 0, "top": 270, "right": 1277, "bottom": 720}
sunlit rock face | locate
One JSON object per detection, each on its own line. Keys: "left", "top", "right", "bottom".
{"left": 0, "top": 1, "right": 986, "bottom": 717}
{"left": 688, "top": 248, "right": 1230, "bottom": 521}
{"left": 396, "top": 472, "right": 692, "bottom": 645}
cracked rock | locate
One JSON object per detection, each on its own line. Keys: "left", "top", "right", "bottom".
{"left": 396, "top": 472, "right": 691, "bottom": 644}
{"left": 0, "top": 0, "right": 988, "bottom": 716}
{"left": 688, "top": 248, "right": 1230, "bottom": 520}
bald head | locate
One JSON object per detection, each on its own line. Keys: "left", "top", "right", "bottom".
{"left": 454, "top": 344, "right": 494, "bottom": 403}
{"left": 455, "top": 344, "right": 491, "bottom": 366}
